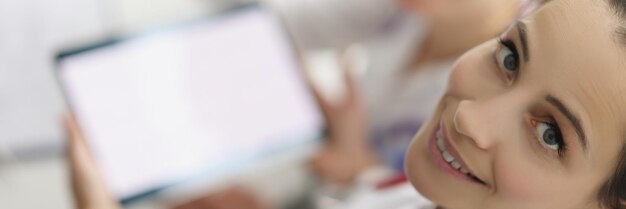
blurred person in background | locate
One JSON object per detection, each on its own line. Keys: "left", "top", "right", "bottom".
{"left": 69, "top": 0, "right": 626, "bottom": 208}
{"left": 66, "top": 0, "right": 534, "bottom": 208}
{"left": 275, "top": 0, "right": 531, "bottom": 186}
{"left": 268, "top": 0, "right": 531, "bottom": 201}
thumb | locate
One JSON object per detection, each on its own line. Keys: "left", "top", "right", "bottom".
{"left": 64, "top": 114, "right": 120, "bottom": 209}
{"left": 338, "top": 49, "right": 362, "bottom": 106}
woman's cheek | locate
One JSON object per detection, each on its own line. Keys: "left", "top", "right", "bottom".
{"left": 493, "top": 154, "right": 548, "bottom": 202}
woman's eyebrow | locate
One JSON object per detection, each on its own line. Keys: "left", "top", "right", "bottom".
{"left": 516, "top": 21, "right": 530, "bottom": 62}
{"left": 546, "top": 95, "right": 589, "bottom": 152}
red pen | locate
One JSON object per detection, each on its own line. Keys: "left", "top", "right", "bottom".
{"left": 375, "top": 173, "right": 408, "bottom": 190}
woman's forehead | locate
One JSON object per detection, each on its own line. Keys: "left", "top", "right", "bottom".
{"left": 526, "top": 0, "right": 626, "bottom": 161}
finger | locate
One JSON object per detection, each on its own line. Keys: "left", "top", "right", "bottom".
{"left": 338, "top": 50, "right": 361, "bottom": 105}
{"left": 64, "top": 113, "right": 88, "bottom": 152}
{"left": 174, "top": 196, "right": 218, "bottom": 209}
{"left": 64, "top": 114, "right": 95, "bottom": 171}
{"left": 222, "top": 188, "right": 264, "bottom": 209}
{"left": 172, "top": 187, "right": 243, "bottom": 209}
{"left": 309, "top": 149, "right": 343, "bottom": 183}
{"left": 312, "top": 147, "right": 361, "bottom": 186}
{"left": 65, "top": 114, "right": 96, "bottom": 206}
{"left": 170, "top": 195, "right": 214, "bottom": 209}
{"left": 201, "top": 190, "right": 246, "bottom": 209}
{"left": 64, "top": 113, "right": 121, "bottom": 209}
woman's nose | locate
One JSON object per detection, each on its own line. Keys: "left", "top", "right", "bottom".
{"left": 453, "top": 99, "right": 504, "bottom": 151}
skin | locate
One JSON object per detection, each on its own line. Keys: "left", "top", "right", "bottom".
{"left": 405, "top": 0, "right": 626, "bottom": 208}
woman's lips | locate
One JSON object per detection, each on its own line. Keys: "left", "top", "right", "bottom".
{"left": 428, "top": 120, "right": 486, "bottom": 185}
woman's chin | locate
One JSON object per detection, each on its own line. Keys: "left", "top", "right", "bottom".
{"left": 404, "top": 98, "right": 464, "bottom": 207}
{"left": 404, "top": 113, "right": 459, "bottom": 208}
{"left": 405, "top": 120, "right": 442, "bottom": 203}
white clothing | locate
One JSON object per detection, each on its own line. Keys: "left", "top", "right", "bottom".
{"left": 317, "top": 167, "right": 436, "bottom": 209}
{"left": 334, "top": 182, "right": 435, "bottom": 209}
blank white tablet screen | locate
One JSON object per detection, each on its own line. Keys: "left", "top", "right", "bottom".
{"left": 58, "top": 6, "right": 323, "bottom": 200}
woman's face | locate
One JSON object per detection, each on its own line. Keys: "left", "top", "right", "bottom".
{"left": 405, "top": 0, "right": 626, "bottom": 208}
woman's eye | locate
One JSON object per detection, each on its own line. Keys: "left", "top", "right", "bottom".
{"left": 535, "top": 121, "right": 566, "bottom": 154}
{"left": 496, "top": 39, "right": 519, "bottom": 77}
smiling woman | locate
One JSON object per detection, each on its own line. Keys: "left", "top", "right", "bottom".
{"left": 405, "top": 0, "right": 626, "bottom": 208}
{"left": 64, "top": 0, "right": 626, "bottom": 208}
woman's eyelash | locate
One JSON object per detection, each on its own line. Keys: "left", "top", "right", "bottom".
{"left": 495, "top": 37, "right": 522, "bottom": 81}
{"left": 498, "top": 37, "right": 520, "bottom": 60}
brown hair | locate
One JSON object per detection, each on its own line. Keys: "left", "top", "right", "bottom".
{"left": 598, "top": 1, "right": 626, "bottom": 208}
{"left": 598, "top": 144, "right": 626, "bottom": 209}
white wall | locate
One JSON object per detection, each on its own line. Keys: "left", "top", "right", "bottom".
{"left": 110, "top": 0, "right": 216, "bottom": 33}
{"left": 0, "top": 0, "right": 107, "bottom": 154}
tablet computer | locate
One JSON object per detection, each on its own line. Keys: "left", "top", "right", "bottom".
{"left": 55, "top": 3, "right": 325, "bottom": 204}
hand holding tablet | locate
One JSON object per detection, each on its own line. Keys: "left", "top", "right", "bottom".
{"left": 57, "top": 3, "right": 325, "bottom": 204}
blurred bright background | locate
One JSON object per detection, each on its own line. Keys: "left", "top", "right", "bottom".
{"left": 0, "top": 0, "right": 305, "bottom": 208}
{"left": 0, "top": 0, "right": 515, "bottom": 207}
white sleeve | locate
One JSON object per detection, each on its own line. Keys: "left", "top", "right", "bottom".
{"left": 264, "top": 0, "right": 401, "bottom": 50}
{"left": 241, "top": 160, "right": 314, "bottom": 209}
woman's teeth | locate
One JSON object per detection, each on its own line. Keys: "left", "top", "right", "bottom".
{"left": 436, "top": 128, "right": 470, "bottom": 175}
